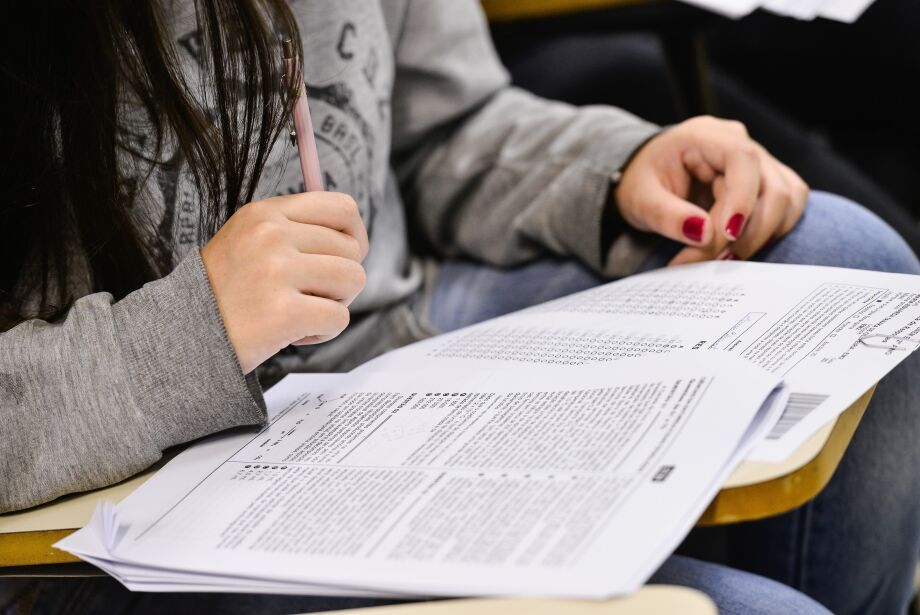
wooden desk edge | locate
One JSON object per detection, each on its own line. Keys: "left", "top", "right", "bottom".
{"left": 0, "top": 530, "right": 81, "bottom": 566}
{"left": 481, "top": 0, "right": 652, "bottom": 22}
{"left": 697, "top": 387, "right": 873, "bottom": 526}
{"left": 315, "top": 587, "right": 716, "bottom": 614}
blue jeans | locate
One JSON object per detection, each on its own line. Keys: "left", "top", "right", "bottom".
{"left": 430, "top": 191, "right": 920, "bottom": 615}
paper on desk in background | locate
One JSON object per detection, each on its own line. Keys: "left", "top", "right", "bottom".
{"left": 678, "top": 0, "right": 760, "bottom": 18}
{"left": 57, "top": 353, "right": 785, "bottom": 598}
{"left": 360, "top": 261, "right": 920, "bottom": 462}
{"left": 677, "top": 0, "right": 876, "bottom": 21}
{"left": 815, "top": 0, "right": 877, "bottom": 22}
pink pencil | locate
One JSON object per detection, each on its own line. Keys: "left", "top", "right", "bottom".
{"left": 282, "top": 39, "right": 324, "bottom": 192}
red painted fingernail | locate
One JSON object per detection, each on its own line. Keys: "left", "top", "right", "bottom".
{"left": 726, "top": 213, "right": 745, "bottom": 240}
{"left": 683, "top": 216, "right": 705, "bottom": 243}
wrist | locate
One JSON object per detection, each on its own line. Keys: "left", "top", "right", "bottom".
{"left": 601, "top": 171, "right": 629, "bottom": 267}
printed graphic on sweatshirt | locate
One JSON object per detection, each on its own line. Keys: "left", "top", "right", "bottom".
{"left": 156, "top": 1, "right": 393, "bottom": 262}
{"left": 268, "top": 1, "right": 394, "bottom": 236}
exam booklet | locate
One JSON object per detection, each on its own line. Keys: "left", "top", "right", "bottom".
{"left": 361, "top": 261, "right": 920, "bottom": 462}
{"left": 59, "top": 352, "right": 786, "bottom": 598}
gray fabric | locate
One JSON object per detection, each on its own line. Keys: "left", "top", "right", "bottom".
{"left": 388, "top": 1, "right": 660, "bottom": 277}
{"left": 1, "top": 0, "right": 659, "bottom": 511}
{"left": 1, "top": 253, "right": 264, "bottom": 512}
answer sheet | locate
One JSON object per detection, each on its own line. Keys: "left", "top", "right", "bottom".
{"left": 360, "top": 261, "right": 920, "bottom": 461}
{"left": 58, "top": 353, "right": 782, "bottom": 598}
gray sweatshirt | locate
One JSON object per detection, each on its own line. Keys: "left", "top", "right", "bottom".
{"left": 0, "top": 0, "right": 658, "bottom": 512}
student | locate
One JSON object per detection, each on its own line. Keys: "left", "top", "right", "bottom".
{"left": 0, "top": 2, "right": 917, "bottom": 614}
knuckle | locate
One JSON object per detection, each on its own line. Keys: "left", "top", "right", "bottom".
{"left": 736, "top": 143, "right": 759, "bottom": 160}
{"left": 726, "top": 120, "right": 748, "bottom": 136}
{"left": 694, "top": 114, "right": 716, "bottom": 125}
{"left": 328, "top": 303, "right": 351, "bottom": 331}
{"left": 336, "top": 193, "right": 359, "bottom": 219}
{"left": 346, "top": 236, "right": 364, "bottom": 261}
{"left": 233, "top": 202, "right": 257, "bottom": 226}
{"left": 682, "top": 115, "right": 712, "bottom": 134}
{"left": 339, "top": 259, "right": 367, "bottom": 290}
{"left": 262, "top": 252, "right": 289, "bottom": 280}
{"left": 268, "top": 292, "right": 295, "bottom": 320}
{"left": 352, "top": 262, "right": 368, "bottom": 290}
{"left": 767, "top": 183, "right": 791, "bottom": 206}
{"left": 251, "top": 219, "right": 283, "bottom": 245}
{"left": 244, "top": 199, "right": 271, "bottom": 219}
{"left": 777, "top": 185, "right": 793, "bottom": 204}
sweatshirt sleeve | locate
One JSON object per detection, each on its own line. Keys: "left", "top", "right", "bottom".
{"left": 389, "top": 0, "right": 662, "bottom": 278}
{"left": 0, "top": 251, "right": 266, "bottom": 513}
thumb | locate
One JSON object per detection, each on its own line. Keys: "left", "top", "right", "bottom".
{"left": 628, "top": 183, "right": 715, "bottom": 247}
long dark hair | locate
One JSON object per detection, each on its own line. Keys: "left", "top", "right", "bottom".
{"left": 0, "top": 1, "right": 301, "bottom": 330}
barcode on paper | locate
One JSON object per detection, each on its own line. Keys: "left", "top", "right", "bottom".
{"left": 767, "top": 393, "right": 830, "bottom": 440}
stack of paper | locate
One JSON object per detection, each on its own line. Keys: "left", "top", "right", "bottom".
{"left": 56, "top": 260, "right": 920, "bottom": 598}
{"left": 59, "top": 354, "right": 786, "bottom": 597}
{"left": 679, "top": 0, "right": 876, "bottom": 22}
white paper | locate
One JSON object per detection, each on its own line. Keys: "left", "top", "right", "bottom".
{"left": 762, "top": 0, "right": 823, "bottom": 20}
{"left": 359, "top": 261, "right": 920, "bottom": 461}
{"left": 58, "top": 353, "right": 782, "bottom": 598}
{"left": 675, "top": 0, "right": 876, "bottom": 21}
{"left": 817, "top": 0, "right": 877, "bottom": 21}
{"left": 676, "top": 0, "right": 761, "bottom": 18}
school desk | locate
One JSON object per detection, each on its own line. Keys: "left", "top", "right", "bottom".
{"left": 482, "top": 0, "right": 652, "bottom": 21}
{"left": 295, "top": 586, "right": 718, "bottom": 615}
{"left": 0, "top": 387, "right": 873, "bottom": 569}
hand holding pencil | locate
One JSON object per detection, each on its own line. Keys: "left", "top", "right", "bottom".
{"left": 198, "top": 39, "right": 368, "bottom": 374}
